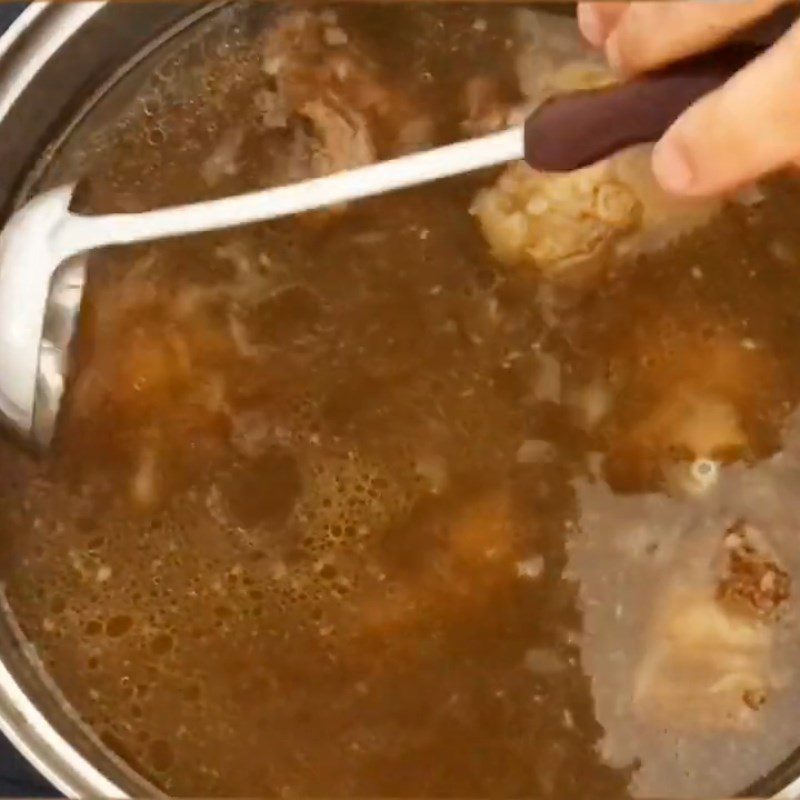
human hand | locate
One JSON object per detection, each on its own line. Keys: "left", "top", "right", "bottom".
{"left": 576, "top": 1, "right": 800, "bottom": 197}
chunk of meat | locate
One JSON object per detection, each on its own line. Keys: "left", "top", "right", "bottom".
{"left": 261, "top": 9, "right": 428, "bottom": 179}
{"left": 471, "top": 160, "right": 640, "bottom": 280}
{"left": 300, "top": 98, "right": 376, "bottom": 174}
{"left": 633, "top": 520, "right": 789, "bottom": 732}
{"left": 472, "top": 148, "right": 720, "bottom": 282}
{"left": 717, "top": 520, "right": 790, "bottom": 621}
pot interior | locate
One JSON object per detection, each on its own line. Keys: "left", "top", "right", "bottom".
{"left": 3, "top": 2, "right": 800, "bottom": 798}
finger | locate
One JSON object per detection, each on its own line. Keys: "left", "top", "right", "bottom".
{"left": 577, "top": 3, "right": 628, "bottom": 48}
{"left": 652, "top": 20, "right": 800, "bottom": 197}
{"left": 606, "top": 0, "right": 786, "bottom": 75}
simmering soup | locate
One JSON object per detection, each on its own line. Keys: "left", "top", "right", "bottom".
{"left": 4, "top": 4, "right": 800, "bottom": 797}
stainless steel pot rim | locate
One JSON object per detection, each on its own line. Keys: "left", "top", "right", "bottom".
{"left": 0, "top": 2, "right": 798, "bottom": 798}
{"left": 0, "top": 3, "right": 103, "bottom": 124}
{"left": 0, "top": 7, "right": 128, "bottom": 795}
{"left": 0, "top": 621, "right": 124, "bottom": 798}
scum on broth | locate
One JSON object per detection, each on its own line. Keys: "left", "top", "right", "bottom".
{"left": 3, "top": 3, "right": 800, "bottom": 797}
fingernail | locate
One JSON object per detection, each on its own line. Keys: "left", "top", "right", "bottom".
{"left": 652, "top": 139, "right": 694, "bottom": 195}
{"left": 577, "top": 5, "right": 605, "bottom": 47}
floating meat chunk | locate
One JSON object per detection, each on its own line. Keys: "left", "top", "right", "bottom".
{"left": 472, "top": 148, "right": 721, "bottom": 282}
{"left": 471, "top": 160, "right": 640, "bottom": 279}
{"left": 261, "top": 9, "right": 429, "bottom": 179}
{"left": 717, "top": 520, "right": 790, "bottom": 621}
{"left": 300, "top": 98, "right": 376, "bottom": 174}
{"left": 633, "top": 521, "right": 790, "bottom": 731}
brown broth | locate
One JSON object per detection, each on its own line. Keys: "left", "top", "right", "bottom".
{"left": 2, "top": 4, "right": 800, "bottom": 797}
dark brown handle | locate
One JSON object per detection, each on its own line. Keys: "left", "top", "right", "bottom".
{"left": 523, "top": 42, "right": 763, "bottom": 173}
{"left": 523, "top": 5, "right": 800, "bottom": 172}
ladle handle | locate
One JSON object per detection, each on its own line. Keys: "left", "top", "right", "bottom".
{"left": 524, "top": 42, "right": 764, "bottom": 173}
{"left": 524, "top": 2, "right": 800, "bottom": 173}
{"left": 62, "top": 127, "right": 524, "bottom": 253}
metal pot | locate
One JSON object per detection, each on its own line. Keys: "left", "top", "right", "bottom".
{"left": 0, "top": 3, "right": 799, "bottom": 797}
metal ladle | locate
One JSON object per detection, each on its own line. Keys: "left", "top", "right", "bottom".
{"left": 0, "top": 9, "right": 790, "bottom": 448}
{"left": 0, "top": 129, "right": 522, "bottom": 447}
